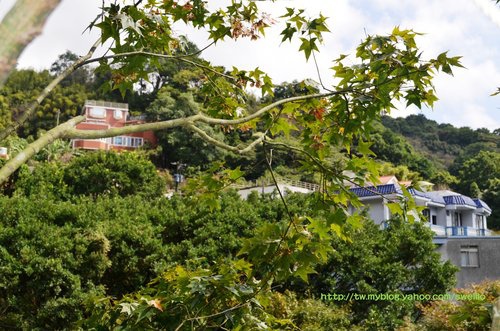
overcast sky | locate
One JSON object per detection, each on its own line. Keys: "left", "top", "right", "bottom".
{"left": 1, "top": 0, "right": 499, "bottom": 130}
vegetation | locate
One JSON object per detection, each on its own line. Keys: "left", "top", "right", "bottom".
{"left": 0, "top": 150, "right": 462, "bottom": 329}
{"left": 416, "top": 280, "right": 500, "bottom": 331}
{"left": 0, "top": 0, "right": 498, "bottom": 330}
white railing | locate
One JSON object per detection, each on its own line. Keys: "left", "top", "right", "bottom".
{"left": 232, "top": 177, "right": 320, "bottom": 192}
{"left": 427, "top": 224, "right": 447, "bottom": 236}
{"left": 85, "top": 100, "right": 129, "bottom": 109}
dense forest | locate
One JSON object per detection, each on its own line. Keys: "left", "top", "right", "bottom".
{"left": 2, "top": 150, "right": 495, "bottom": 330}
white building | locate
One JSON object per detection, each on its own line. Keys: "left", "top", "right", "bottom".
{"left": 348, "top": 175, "right": 493, "bottom": 238}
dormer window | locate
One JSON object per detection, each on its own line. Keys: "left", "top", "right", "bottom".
{"left": 114, "top": 109, "right": 123, "bottom": 119}
{"left": 88, "top": 107, "right": 106, "bottom": 118}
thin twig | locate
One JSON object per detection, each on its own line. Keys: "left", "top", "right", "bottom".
{"left": 312, "top": 50, "right": 334, "bottom": 93}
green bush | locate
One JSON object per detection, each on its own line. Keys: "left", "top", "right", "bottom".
{"left": 288, "top": 217, "right": 458, "bottom": 330}
{"left": 0, "top": 192, "right": 278, "bottom": 329}
{"left": 14, "top": 150, "right": 166, "bottom": 200}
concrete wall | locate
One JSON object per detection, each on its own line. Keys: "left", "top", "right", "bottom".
{"left": 439, "top": 237, "right": 500, "bottom": 288}
{"left": 362, "top": 199, "right": 386, "bottom": 225}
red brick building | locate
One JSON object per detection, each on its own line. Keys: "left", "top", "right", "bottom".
{"left": 72, "top": 100, "right": 157, "bottom": 151}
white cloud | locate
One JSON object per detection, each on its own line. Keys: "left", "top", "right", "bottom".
{"left": 473, "top": 0, "right": 500, "bottom": 28}
{"left": 16, "top": 0, "right": 102, "bottom": 70}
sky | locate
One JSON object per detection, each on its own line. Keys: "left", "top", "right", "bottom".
{"left": 1, "top": 0, "right": 499, "bottom": 130}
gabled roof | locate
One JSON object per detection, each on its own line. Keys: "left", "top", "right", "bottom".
{"left": 474, "top": 198, "right": 492, "bottom": 213}
{"left": 350, "top": 184, "right": 401, "bottom": 198}
{"left": 443, "top": 195, "right": 477, "bottom": 207}
{"left": 379, "top": 175, "right": 398, "bottom": 185}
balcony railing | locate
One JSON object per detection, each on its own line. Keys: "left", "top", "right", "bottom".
{"left": 445, "top": 226, "right": 490, "bottom": 237}
{"left": 427, "top": 224, "right": 447, "bottom": 236}
{"left": 446, "top": 226, "right": 468, "bottom": 236}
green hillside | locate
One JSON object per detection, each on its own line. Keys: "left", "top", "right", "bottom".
{"left": 375, "top": 114, "right": 499, "bottom": 229}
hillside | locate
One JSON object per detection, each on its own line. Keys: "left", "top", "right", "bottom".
{"left": 374, "top": 114, "right": 500, "bottom": 229}
{"left": 381, "top": 114, "right": 499, "bottom": 169}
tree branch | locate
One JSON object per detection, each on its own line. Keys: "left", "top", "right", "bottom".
{"left": 0, "top": 38, "right": 101, "bottom": 142}
{"left": 77, "top": 40, "right": 216, "bottom": 68}
{"left": 0, "top": 0, "right": 62, "bottom": 86}
{"left": 186, "top": 123, "right": 266, "bottom": 154}
{"left": 63, "top": 91, "right": 344, "bottom": 139}
{"left": 63, "top": 114, "right": 202, "bottom": 139}
{"left": 264, "top": 140, "right": 402, "bottom": 203}
{"left": 0, "top": 90, "right": 345, "bottom": 185}
{"left": 0, "top": 116, "right": 85, "bottom": 183}
{"left": 78, "top": 48, "right": 235, "bottom": 81}
{"left": 198, "top": 90, "right": 347, "bottom": 126}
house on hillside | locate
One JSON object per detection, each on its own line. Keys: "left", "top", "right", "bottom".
{"left": 71, "top": 100, "right": 156, "bottom": 151}
{"left": 347, "top": 175, "right": 498, "bottom": 287}
{"left": 237, "top": 175, "right": 499, "bottom": 287}
{"left": 348, "top": 175, "right": 493, "bottom": 238}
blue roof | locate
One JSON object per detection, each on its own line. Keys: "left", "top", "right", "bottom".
{"left": 350, "top": 184, "right": 401, "bottom": 198}
{"left": 443, "top": 195, "right": 477, "bottom": 208}
{"left": 473, "top": 198, "right": 492, "bottom": 212}
{"left": 351, "top": 186, "right": 489, "bottom": 215}
{"left": 408, "top": 187, "right": 429, "bottom": 199}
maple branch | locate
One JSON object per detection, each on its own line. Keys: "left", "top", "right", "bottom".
{"left": 0, "top": 116, "right": 85, "bottom": 183}
{"left": 0, "top": 90, "right": 345, "bottom": 184}
{"left": 63, "top": 114, "right": 202, "bottom": 139}
{"left": 198, "top": 91, "right": 345, "bottom": 125}
{"left": 0, "top": 0, "right": 62, "bottom": 86}
{"left": 63, "top": 91, "right": 344, "bottom": 139}
{"left": 78, "top": 48, "right": 235, "bottom": 81}
{"left": 186, "top": 123, "right": 266, "bottom": 154}
{"left": 77, "top": 39, "right": 216, "bottom": 67}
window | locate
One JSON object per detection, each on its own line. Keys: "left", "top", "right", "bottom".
{"left": 129, "top": 137, "right": 143, "bottom": 147}
{"left": 476, "top": 215, "right": 485, "bottom": 229}
{"left": 89, "top": 107, "right": 106, "bottom": 118}
{"left": 431, "top": 215, "right": 437, "bottom": 225}
{"left": 112, "top": 136, "right": 143, "bottom": 147}
{"left": 422, "top": 209, "right": 430, "bottom": 221}
{"left": 114, "top": 109, "right": 123, "bottom": 119}
{"left": 460, "top": 245, "right": 479, "bottom": 267}
{"left": 113, "top": 136, "right": 124, "bottom": 145}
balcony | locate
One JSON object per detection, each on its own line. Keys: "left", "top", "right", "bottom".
{"left": 427, "top": 224, "right": 446, "bottom": 236}
{"left": 445, "top": 226, "right": 490, "bottom": 237}
{"left": 424, "top": 224, "right": 491, "bottom": 237}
